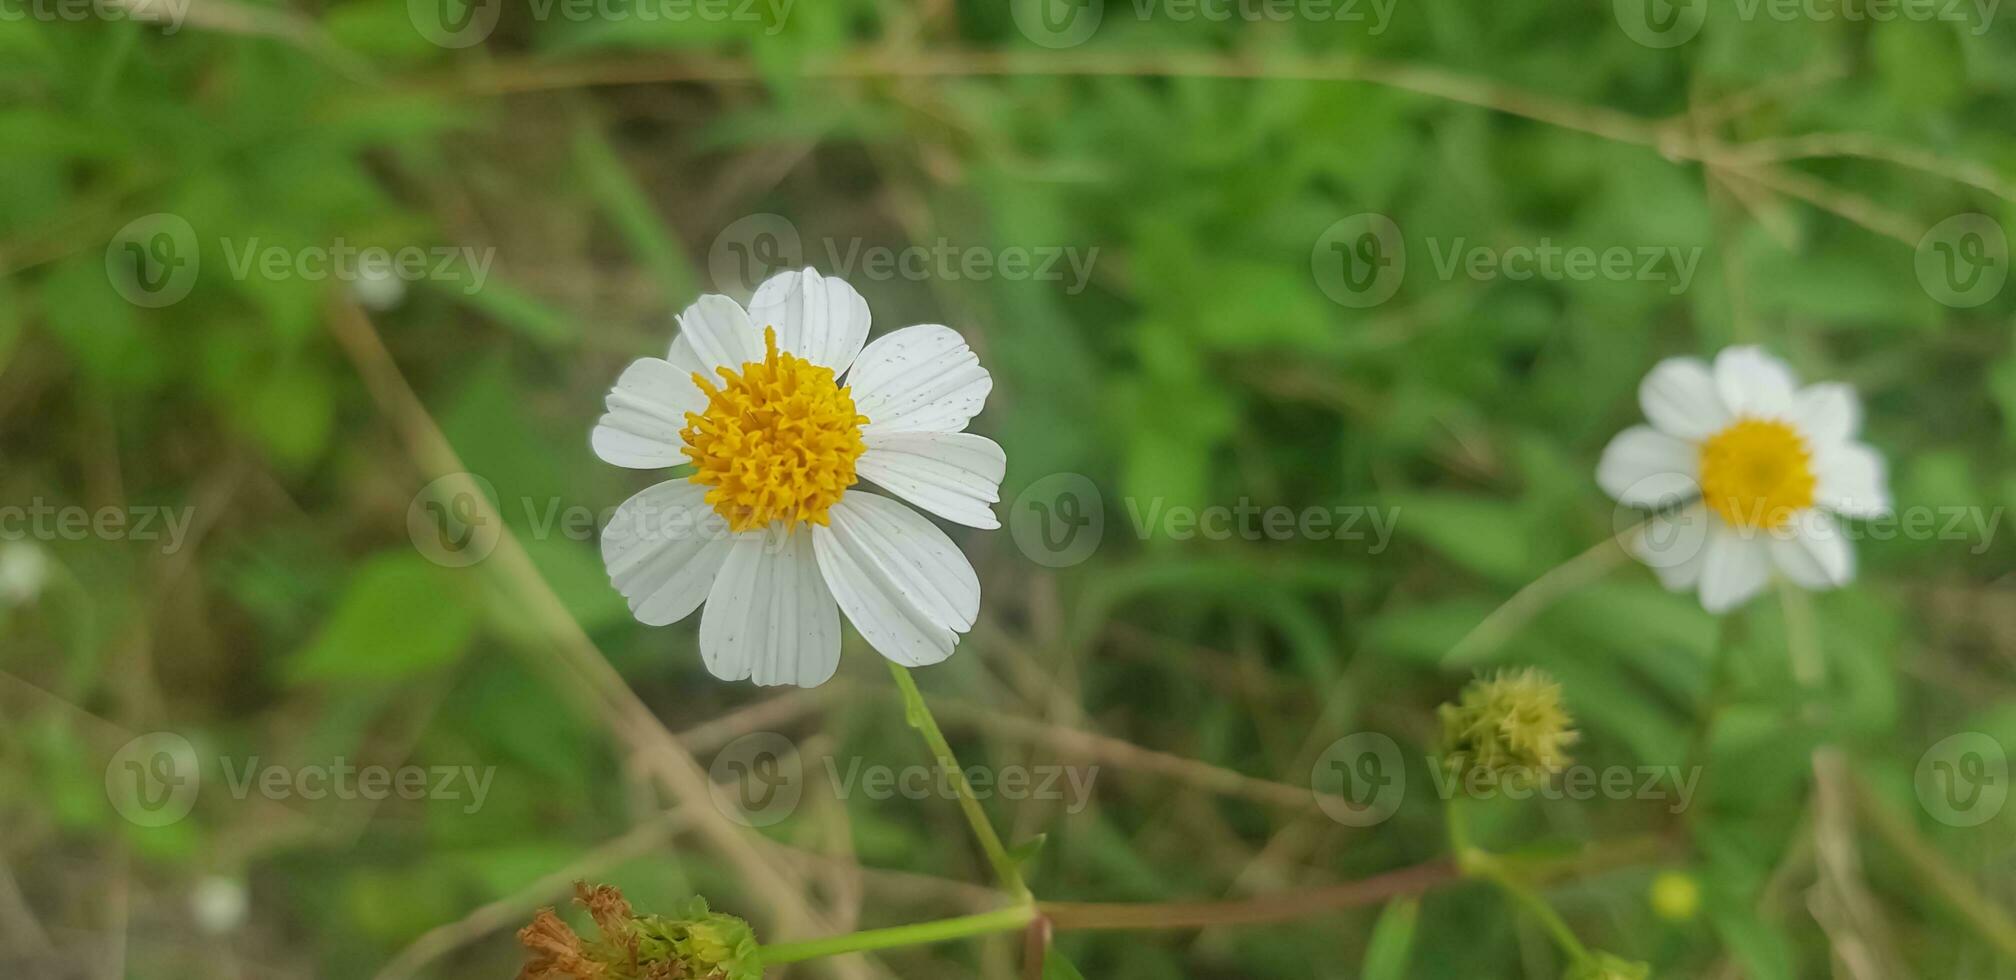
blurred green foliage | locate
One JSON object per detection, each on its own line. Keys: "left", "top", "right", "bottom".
{"left": 4, "top": 1, "right": 2016, "bottom": 978}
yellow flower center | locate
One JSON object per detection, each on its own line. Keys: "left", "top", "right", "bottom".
{"left": 681, "top": 328, "right": 867, "bottom": 532}
{"left": 1697, "top": 417, "right": 1815, "bottom": 529}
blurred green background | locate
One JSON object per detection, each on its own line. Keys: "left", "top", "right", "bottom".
{"left": 5, "top": 1, "right": 2016, "bottom": 977}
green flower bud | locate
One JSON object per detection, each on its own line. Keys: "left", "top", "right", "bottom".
{"left": 1439, "top": 668, "right": 1579, "bottom": 789}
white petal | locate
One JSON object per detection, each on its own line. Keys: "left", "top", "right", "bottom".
{"left": 1791, "top": 383, "right": 1860, "bottom": 448}
{"left": 602, "top": 480, "right": 734, "bottom": 626}
{"left": 698, "top": 527, "right": 842, "bottom": 687}
{"left": 1814, "top": 442, "right": 1892, "bottom": 518}
{"left": 857, "top": 432, "right": 1006, "bottom": 529}
{"left": 1597, "top": 426, "right": 1700, "bottom": 507}
{"left": 591, "top": 358, "right": 705, "bottom": 469}
{"left": 847, "top": 325, "right": 994, "bottom": 435}
{"left": 668, "top": 294, "right": 763, "bottom": 378}
{"left": 1639, "top": 357, "right": 1730, "bottom": 440}
{"left": 1713, "top": 346, "right": 1798, "bottom": 419}
{"left": 1698, "top": 527, "right": 1771, "bottom": 614}
{"left": 1768, "top": 510, "right": 1855, "bottom": 590}
{"left": 1630, "top": 504, "right": 1712, "bottom": 591}
{"left": 822, "top": 492, "right": 979, "bottom": 632}
{"left": 748, "top": 268, "right": 872, "bottom": 374}
{"left": 813, "top": 530, "right": 956, "bottom": 669}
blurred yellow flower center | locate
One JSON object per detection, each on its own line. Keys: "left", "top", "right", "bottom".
{"left": 681, "top": 328, "right": 866, "bottom": 532}
{"left": 1698, "top": 418, "right": 1814, "bottom": 529}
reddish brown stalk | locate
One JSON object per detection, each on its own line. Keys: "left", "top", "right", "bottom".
{"left": 1038, "top": 859, "right": 1457, "bottom": 931}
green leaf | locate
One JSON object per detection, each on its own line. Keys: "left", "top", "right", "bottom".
{"left": 433, "top": 275, "right": 578, "bottom": 348}
{"left": 573, "top": 124, "right": 693, "bottom": 303}
{"left": 1360, "top": 898, "right": 1420, "bottom": 980}
{"left": 287, "top": 553, "right": 478, "bottom": 684}
{"left": 1041, "top": 949, "right": 1090, "bottom": 980}
{"left": 1007, "top": 832, "right": 1049, "bottom": 878}
{"left": 1384, "top": 494, "right": 1533, "bottom": 584}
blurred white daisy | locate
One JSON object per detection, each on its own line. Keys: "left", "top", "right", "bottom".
{"left": 1597, "top": 346, "right": 1890, "bottom": 613}
{"left": 0, "top": 543, "right": 49, "bottom": 607}
{"left": 191, "top": 874, "right": 249, "bottom": 934}
{"left": 593, "top": 268, "right": 1002, "bottom": 687}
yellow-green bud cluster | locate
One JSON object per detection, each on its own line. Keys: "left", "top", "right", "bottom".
{"left": 1439, "top": 668, "right": 1579, "bottom": 789}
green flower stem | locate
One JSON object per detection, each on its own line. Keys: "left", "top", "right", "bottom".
{"left": 1777, "top": 582, "right": 1825, "bottom": 688}
{"left": 757, "top": 905, "right": 1039, "bottom": 966}
{"left": 1473, "top": 856, "right": 1592, "bottom": 965}
{"left": 1445, "top": 794, "right": 1478, "bottom": 868}
{"left": 1445, "top": 796, "right": 1592, "bottom": 966}
{"left": 887, "top": 661, "right": 1033, "bottom": 899}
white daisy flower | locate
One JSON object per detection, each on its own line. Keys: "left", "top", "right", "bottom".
{"left": 1597, "top": 346, "right": 1891, "bottom": 614}
{"left": 592, "top": 268, "right": 1002, "bottom": 687}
